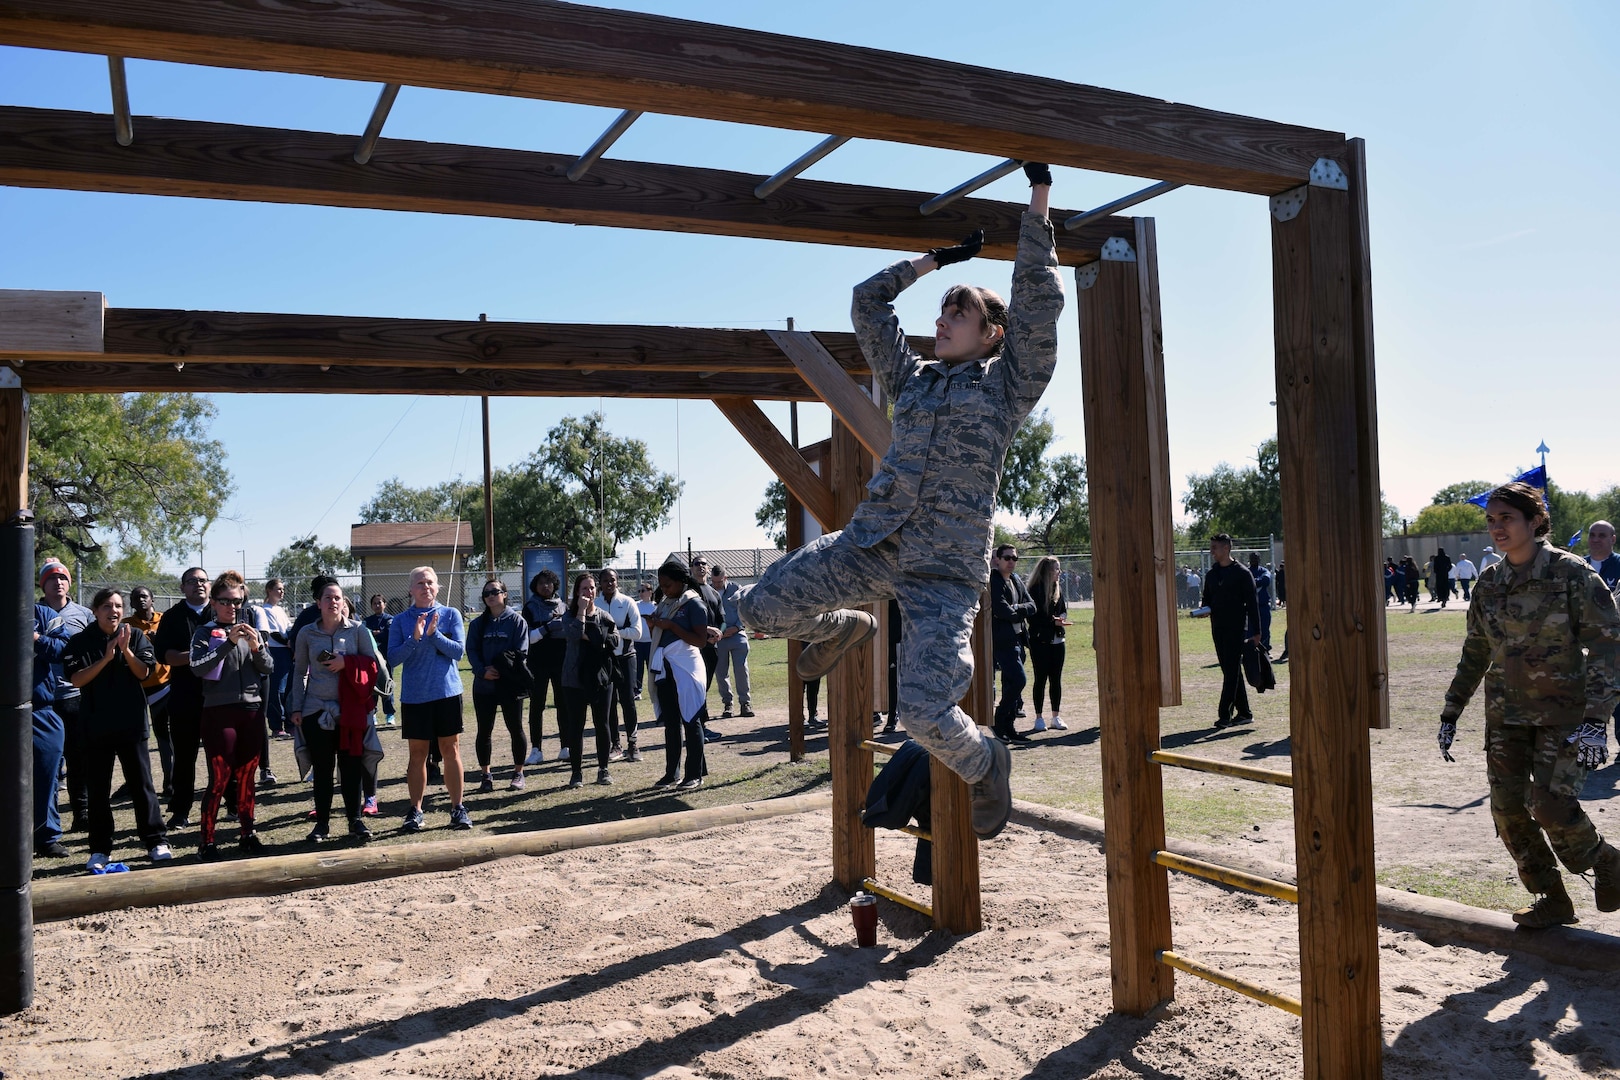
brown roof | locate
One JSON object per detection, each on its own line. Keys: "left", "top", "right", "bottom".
{"left": 350, "top": 521, "right": 473, "bottom": 555}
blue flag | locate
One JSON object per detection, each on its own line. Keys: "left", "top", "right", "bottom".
{"left": 1569, "top": 528, "right": 1583, "bottom": 548}
{"left": 1468, "top": 465, "right": 1547, "bottom": 508}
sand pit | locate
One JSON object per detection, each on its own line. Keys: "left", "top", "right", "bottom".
{"left": 5, "top": 810, "right": 1619, "bottom": 1079}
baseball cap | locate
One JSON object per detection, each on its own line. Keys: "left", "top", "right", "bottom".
{"left": 38, "top": 559, "right": 70, "bottom": 585}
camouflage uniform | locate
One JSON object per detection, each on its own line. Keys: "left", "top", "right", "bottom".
{"left": 1442, "top": 539, "right": 1620, "bottom": 891}
{"left": 741, "top": 212, "right": 1064, "bottom": 784}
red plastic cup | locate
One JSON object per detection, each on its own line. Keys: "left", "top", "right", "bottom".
{"left": 850, "top": 892, "right": 878, "bottom": 947}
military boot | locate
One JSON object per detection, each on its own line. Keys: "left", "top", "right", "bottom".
{"left": 795, "top": 610, "right": 877, "bottom": 681}
{"left": 1512, "top": 880, "right": 1577, "bottom": 929}
{"left": 1592, "top": 843, "right": 1620, "bottom": 913}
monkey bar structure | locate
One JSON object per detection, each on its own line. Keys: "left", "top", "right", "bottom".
{"left": 0, "top": 5, "right": 1388, "bottom": 1077}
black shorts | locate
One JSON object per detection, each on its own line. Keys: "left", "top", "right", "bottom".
{"left": 401, "top": 695, "right": 464, "bottom": 741}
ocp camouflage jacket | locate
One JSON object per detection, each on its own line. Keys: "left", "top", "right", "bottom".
{"left": 846, "top": 211, "right": 1064, "bottom": 584}
{"left": 1442, "top": 539, "right": 1620, "bottom": 727}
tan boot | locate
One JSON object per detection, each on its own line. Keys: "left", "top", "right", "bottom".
{"left": 795, "top": 610, "right": 877, "bottom": 680}
{"left": 1592, "top": 843, "right": 1620, "bottom": 913}
{"left": 1512, "top": 881, "right": 1577, "bottom": 929}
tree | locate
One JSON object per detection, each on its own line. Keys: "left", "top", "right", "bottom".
{"left": 28, "top": 392, "right": 230, "bottom": 570}
{"left": 1024, "top": 453, "right": 1089, "bottom": 552}
{"left": 1432, "top": 480, "right": 1493, "bottom": 506}
{"left": 1410, "top": 502, "right": 1486, "bottom": 535}
{"left": 997, "top": 409, "right": 1056, "bottom": 519}
{"left": 265, "top": 536, "right": 357, "bottom": 584}
{"left": 359, "top": 478, "right": 471, "bottom": 524}
{"left": 756, "top": 479, "right": 788, "bottom": 549}
{"left": 1544, "top": 480, "right": 1601, "bottom": 549}
{"left": 1182, "top": 437, "right": 1282, "bottom": 543}
{"left": 1381, "top": 495, "right": 1402, "bottom": 537}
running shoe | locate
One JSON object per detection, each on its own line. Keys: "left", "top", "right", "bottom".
{"left": 448, "top": 804, "right": 473, "bottom": 831}
{"left": 525, "top": 747, "right": 544, "bottom": 766}
{"left": 197, "top": 843, "right": 220, "bottom": 863}
{"left": 348, "top": 818, "right": 374, "bottom": 842}
{"left": 596, "top": 768, "right": 613, "bottom": 785}
{"left": 567, "top": 775, "right": 584, "bottom": 789}
{"left": 148, "top": 843, "right": 174, "bottom": 862}
{"left": 653, "top": 775, "right": 680, "bottom": 790}
{"left": 477, "top": 773, "right": 495, "bottom": 794}
{"left": 677, "top": 777, "right": 703, "bottom": 791}
{"left": 307, "top": 827, "right": 330, "bottom": 844}
{"left": 239, "top": 833, "right": 266, "bottom": 854}
{"left": 558, "top": 747, "right": 571, "bottom": 762}
{"left": 1050, "top": 715, "right": 1068, "bottom": 731}
{"left": 86, "top": 852, "right": 109, "bottom": 872}
{"left": 401, "top": 807, "right": 425, "bottom": 833}
{"left": 508, "top": 773, "right": 526, "bottom": 791}
{"left": 362, "top": 796, "right": 379, "bottom": 816}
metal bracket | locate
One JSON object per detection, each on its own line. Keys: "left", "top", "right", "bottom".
{"left": 1075, "top": 262, "right": 1100, "bottom": 290}
{"left": 0, "top": 367, "right": 20, "bottom": 389}
{"left": 1270, "top": 185, "right": 1307, "bottom": 222}
{"left": 1309, "top": 158, "right": 1348, "bottom": 189}
{"left": 1100, "top": 237, "right": 1136, "bottom": 262}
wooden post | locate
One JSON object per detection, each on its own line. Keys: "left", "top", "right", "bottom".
{"left": 0, "top": 371, "right": 34, "bottom": 1013}
{"left": 1270, "top": 144, "right": 1385, "bottom": 1079}
{"left": 826, "top": 417, "right": 874, "bottom": 890}
{"left": 929, "top": 594, "right": 990, "bottom": 933}
{"left": 480, "top": 395, "right": 497, "bottom": 579}
{"left": 1078, "top": 225, "right": 1175, "bottom": 1015}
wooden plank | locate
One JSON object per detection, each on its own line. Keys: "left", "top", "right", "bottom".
{"left": 928, "top": 591, "right": 991, "bottom": 934}
{"left": 1132, "top": 221, "right": 1181, "bottom": 707}
{"left": 0, "top": 5, "right": 1341, "bottom": 194}
{"left": 0, "top": 290, "right": 102, "bottom": 352}
{"left": 826, "top": 417, "right": 874, "bottom": 891}
{"left": 31, "top": 792, "right": 833, "bottom": 923}
{"left": 7, "top": 307, "right": 876, "bottom": 375}
{"left": 769, "top": 331, "right": 892, "bottom": 461}
{"left": 1270, "top": 159, "right": 1383, "bottom": 1079}
{"left": 0, "top": 107, "right": 1131, "bottom": 266}
{"left": 10, "top": 360, "right": 818, "bottom": 400}
{"left": 1079, "top": 252, "right": 1174, "bottom": 1015}
{"left": 0, "top": 386, "right": 25, "bottom": 521}
{"left": 712, "top": 397, "right": 837, "bottom": 533}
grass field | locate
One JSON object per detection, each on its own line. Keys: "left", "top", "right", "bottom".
{"left": 38, "top": 597, "right": 1619, "bottom": 923}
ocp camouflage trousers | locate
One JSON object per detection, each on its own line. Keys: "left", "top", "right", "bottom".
{"left": 1486, "top": 718, "right": 1605, "bottom": 892}
{"left": 739, "top": 529, "right": 992, "bottom": 784}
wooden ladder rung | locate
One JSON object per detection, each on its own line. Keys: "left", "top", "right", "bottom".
{"left": 1157, "top": 949, "right": 1302, "bottom": 1016}
{"left": 1151, "top": 850, "right": 1297, "bottom": 903}
{"left": 1150, "top": 750, "right": 1293, "bottom": 788}
{"left": 860, "top": 876, "right": 933, "bottom": 918}
{"left": 859, "top": 739, "right": 898, "bottom": 756}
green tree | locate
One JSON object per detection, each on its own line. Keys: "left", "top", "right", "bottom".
{"left": 755, "top": 479, "right": 788, "bottom": 549}
{"left": 1544, "top": 480, "right": 1601, "bottom": 549}
{"left": 1381, "top": 494, "right": 1402, "bottom": 537}
{"left": 28, "top": 393, "right": 229, "bottom": 569}
{"left": 265, "top": 536, "right": 357, "bottom": 584}
{"left": 1432, "top": 480, "right": 1493, "bottom": 506}
{"left": 1410, "top": 502, "right": 1486, "bottom": 535}
{"left": 359, "top": 478, "right": 470, "bottom": 524}
{"left": 997, "top": 409, "right": 1056, "bottom": 518}
{"left": 1182, "top": 437, "right": 1282, "bottom": 543}
{"left": 1024, "top": 453, "right": 1089, "bottom": 552}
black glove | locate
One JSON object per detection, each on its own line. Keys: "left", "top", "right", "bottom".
{"left": 1022, "top": 161, "right": 1053, "bottom": 187}
{"left": 1437, "top": 719, "right": 1456, "bottom": 763}
{"left": 928, "top": 230, "right": 983, "bottom": 267}
{"left": 1570, "top": 720, "right": 1609, "bottom": 771}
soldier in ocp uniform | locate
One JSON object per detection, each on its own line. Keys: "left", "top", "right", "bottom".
{"left": 1439, "top": 481, "right": 1620, "bottom": 928}
{"left": 741, "top": 163, "right": 1063, "bottom": 842}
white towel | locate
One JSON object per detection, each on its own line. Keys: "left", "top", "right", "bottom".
{"left": 650, "top": 638, "right": 707, "bottom": 724}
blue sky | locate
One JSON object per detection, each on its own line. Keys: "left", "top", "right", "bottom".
{"left": 3, "top": 1, "right": 1618, "bottom": 574}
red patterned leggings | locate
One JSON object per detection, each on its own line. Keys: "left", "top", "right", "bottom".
{"left": 200, "top": 703, "right": 263, "bottom": 845}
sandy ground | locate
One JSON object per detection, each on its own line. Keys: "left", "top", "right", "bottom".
{"left": 5, "top": 811, "right": 1618, "bottom": 1080}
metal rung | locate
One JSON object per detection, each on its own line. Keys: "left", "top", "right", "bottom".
{"left": 919, "top": 158, "right": 1023, "bottom": 215}
{"left": 1152, "top": 850, "right": 1297, "bottom": 904}
{"left": 1150, "top": 750, "right": 1293, "bottom": 788}
{"left": 861, "top": 877, "right": 932, "bottom": 918}
{"left": 754, "top": 134, "right": 850, "bottom": 199}
{"left": 1063, "top": 180, "right": 1182, "bottom": 231}
{"left": 1157, "top": 950, "right": 1301, "bottom": 1015}
{"left": 107, "top": 56, "right": 132, "bottom": 146}
{"left": 859, "top": 740, "right": 897, "bottom": 756}
{"left": 354, "top": 82, "right": 402, "bottom": 164}
{"left": 567, "top": 109, "right": 643, "bottom": 181}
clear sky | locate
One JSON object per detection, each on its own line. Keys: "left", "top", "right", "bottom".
{"left": 3, "top": 1, "right": 1617, "bottom": 576}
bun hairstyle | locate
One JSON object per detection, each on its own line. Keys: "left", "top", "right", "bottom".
{"left": 1486, "top": 481, "right": 1551, "bottom": 538}
{"left": 939, "top": 284, "right": 1009, "bottom": 353}
{"left": 657, "top": 556, "right": 703, "bottom": 593}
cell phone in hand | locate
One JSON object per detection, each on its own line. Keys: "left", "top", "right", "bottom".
{"left": 317, "top": 649, "right": 335, "bottom": 663}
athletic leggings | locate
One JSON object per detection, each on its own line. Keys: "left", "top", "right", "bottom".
{"left": 200, "top": 703, "right": 262, "bottom": 845}
{"left": 655, "top": 676, "right": 707, "bottom": 783}
{"left": 1030, "top": 639, "right": 1066, "bottom": 715}
{"left": 474, "top": 694, "right": 528, "bottom": 772}
{"left": 303, "top": 717, "right": 364, "bottom": 830}
{"left": 560, "top": 685, "right": 611, "bottom": 779}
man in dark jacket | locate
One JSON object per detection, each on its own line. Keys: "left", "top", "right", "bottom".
{"left": 990, "top": 544, "right": 1036, "bottom": 742}
{"left": 1433, "top": 547, "right": 1454, "bottom": 608}
{"left": 1200, "top": 534, "right": 1261, "bottom": 728}
{"left": 151, "top": 567, "right": 214, "bottom": 827}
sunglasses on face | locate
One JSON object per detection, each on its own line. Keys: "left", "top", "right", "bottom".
{"left": 482, "top": 590, "right": 504, "bottom": 598}
{"left": 215, "top": 598, "right": 244, "bottom": 608}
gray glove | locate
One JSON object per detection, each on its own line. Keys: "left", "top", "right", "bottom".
{"left": 1437, "top": 719, "right": 1456, "bottom": 763}
{"left": 1569, "top": 720, "right": 1609, "bottom": 771}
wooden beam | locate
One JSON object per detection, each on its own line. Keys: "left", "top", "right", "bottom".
{"left": 712, "top": 397, "right": 836, "bottom": 532}
{"left": 0, "top": 290, "right": 102, "bottom": 352}
{"left": 1079, "top": 240, "right": 1174, "bottom": 1015}
{"left": 826, "top": 416, "right": 874, "bottom": 891}
{"left": 928, "top": 593, "right": 991, "bottom": 935}
{"left": 0, "top": 6, "right": 1342, "bottom": 194}
{"left": 0, "top": 381, "right": 25, "bottom": 522}
{"left": 1270, "top": 153, "right": 1384, "bottom": 1079}
{"left": 0, "top": 107, "right": 1131, "bottom": 265}
{"left": 31, "top": 793, "right": 833, "bottom": 923}
{"left": 7, "top": 360, "right": 818, "bottom": 400}
{"left": 1132, "top": 220, "right": 1181, "bottom": 707}
{"left": 0, "top": 376, "right": 32, "bottom": 1014}
{"left": 769, "top": 331, "right": 891, "bottom": 461}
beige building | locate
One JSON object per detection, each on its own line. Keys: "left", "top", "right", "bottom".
{"left": 349, "top": 521, "right": 474, "bottom": 613}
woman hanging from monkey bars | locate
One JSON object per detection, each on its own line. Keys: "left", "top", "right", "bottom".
{"left": 741, "top": 162, "right": 1062, "bottom": 839}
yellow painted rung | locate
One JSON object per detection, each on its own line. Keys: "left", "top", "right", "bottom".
{"left": 860, "top": 877, "right": 932, "bottom": 918}
{"left": 1150, "top": 750, "right": 1293, "bottom": 788}
{"left": 1157, "top": 949, "right": 1302, "bottom": 1016}
{"left": 860, "top": 740, "right": 898, "bottom": 756}
{"left": 1152, "top": 850, "right": 1298, "bottom": 903}
{"left": 897, "top": 824, "right": 932, "bottom": 842}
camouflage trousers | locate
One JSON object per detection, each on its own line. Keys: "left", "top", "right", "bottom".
{"left": 1485, "top": 718, "right": 1606, "bottom": 892}
{"left": 738, "top": 529, "right": 992, "bottom": 784}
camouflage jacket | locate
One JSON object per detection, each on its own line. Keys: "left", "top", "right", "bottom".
{"left": 846, "top": 212, "right": 1064, "bottom": 583}
{"left": 1442, "top": 539, "right": 1620, "bottom": 726}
